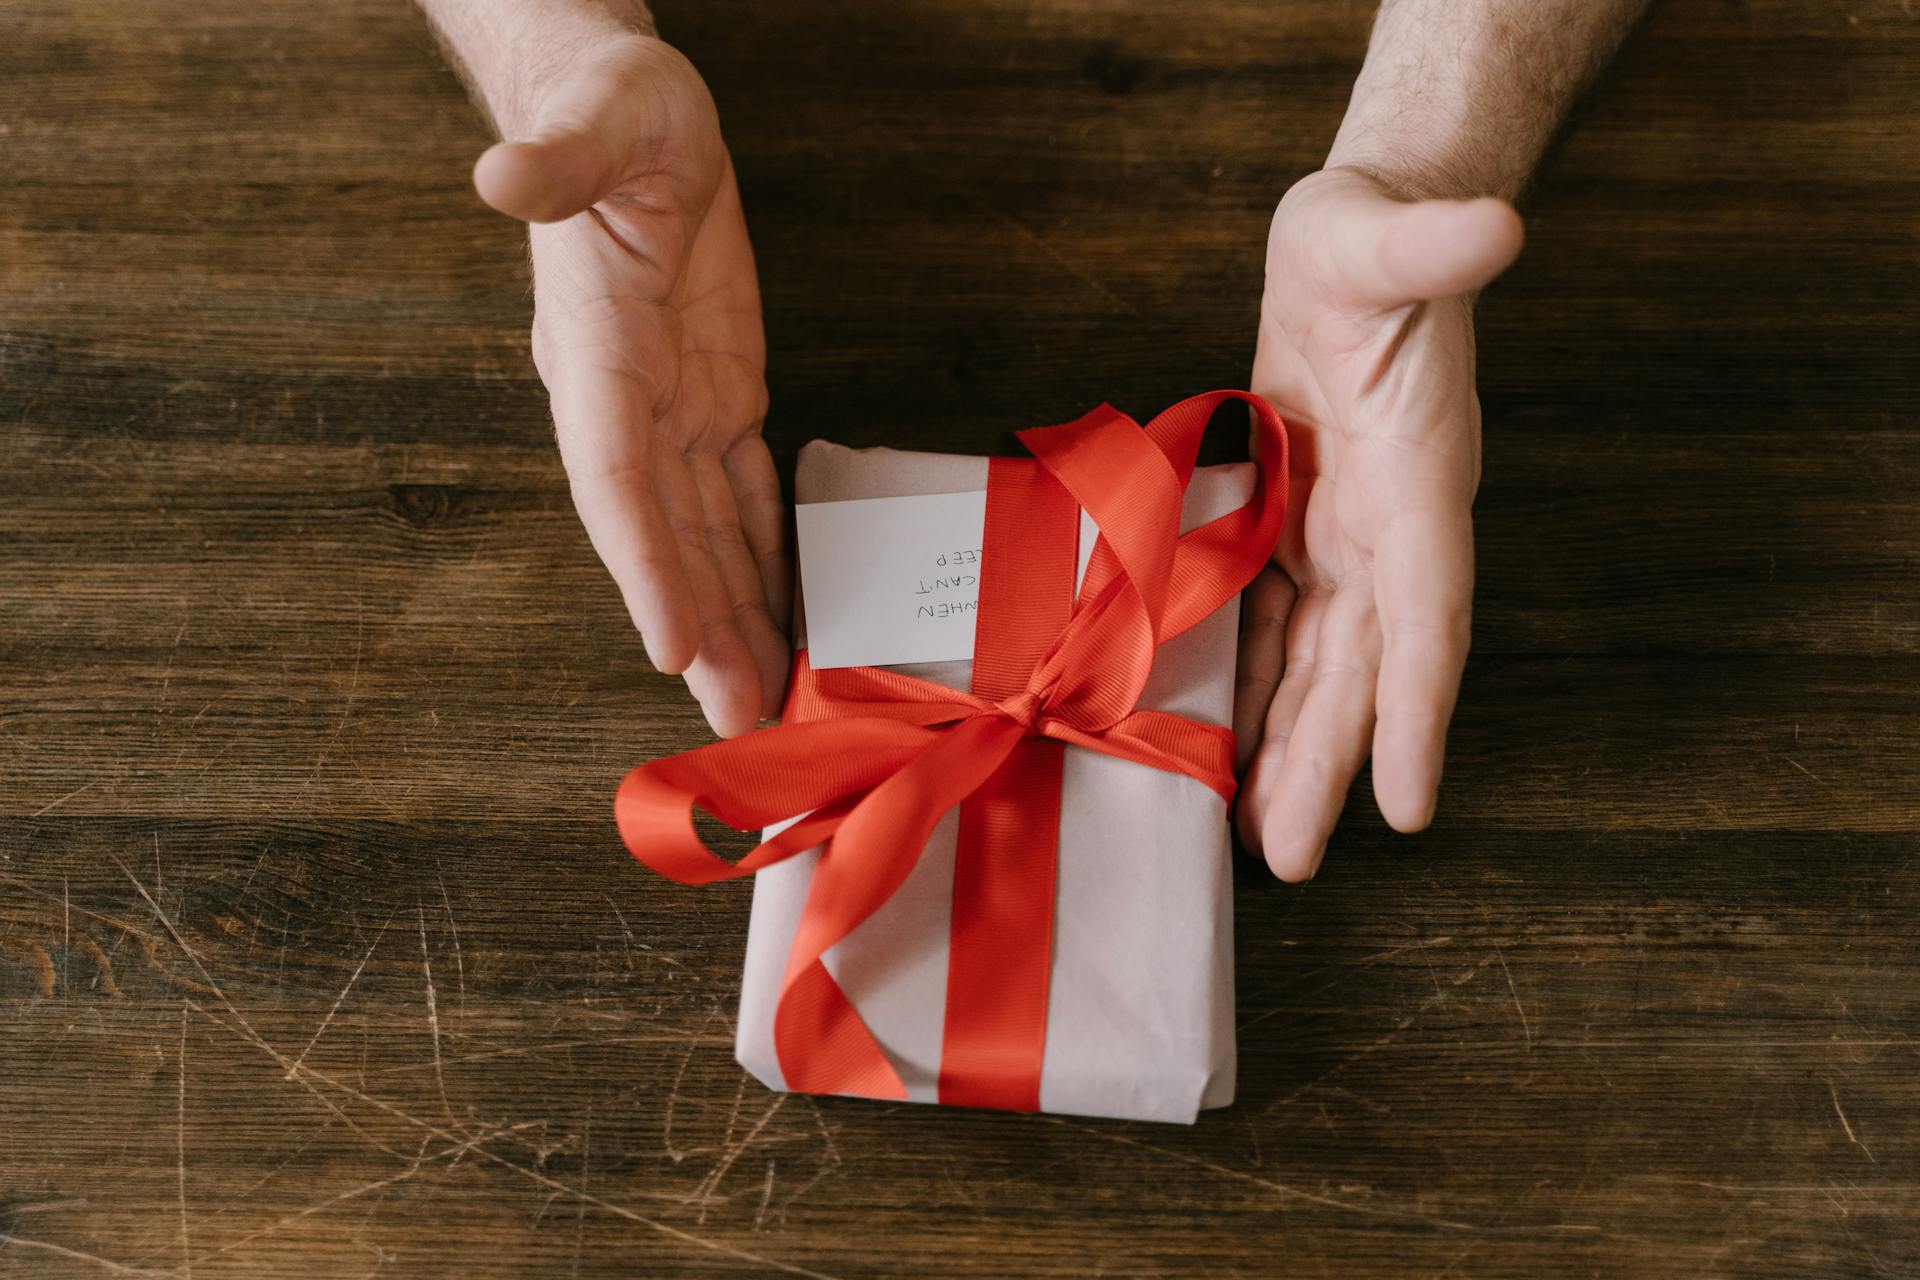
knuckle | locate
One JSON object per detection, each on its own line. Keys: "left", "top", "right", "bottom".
{"left": 703, "top": 518, "right": 746, "bottom": 551}
{"left": 665, "top": 512, "right": 707, "bottom": 551}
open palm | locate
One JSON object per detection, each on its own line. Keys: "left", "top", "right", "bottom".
{"left": 1234, "top": 167, "right": 1524, "bottom": 881}
{"left": 477, "top": 36, "right": 788, "bottom": 737}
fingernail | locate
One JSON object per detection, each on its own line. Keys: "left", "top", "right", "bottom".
{"left": 1305, "top": 842, "right": 1328, "bottom": 880}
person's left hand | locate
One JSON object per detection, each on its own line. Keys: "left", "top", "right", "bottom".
{"left": 1233, "top": 166, "right": 1525, "bottom": 881}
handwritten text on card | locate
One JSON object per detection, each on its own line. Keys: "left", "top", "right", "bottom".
{"left": 797, "top": 490, "right": 1100, "bottom": 670}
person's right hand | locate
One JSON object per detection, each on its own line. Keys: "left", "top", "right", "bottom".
{"left": 474, "top": 34, "right": 788, "bottom": 738}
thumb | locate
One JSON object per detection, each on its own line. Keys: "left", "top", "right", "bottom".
{"left": 472, "top": 41, "right": 708, "bottom": 225}
{"left": 1329, "top": 186, "right": 1525, "bottom": 310}
{"left": 475, "top": 125, "right": 621, "bottom": 225}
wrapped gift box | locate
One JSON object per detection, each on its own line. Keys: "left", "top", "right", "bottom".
{"left": 737, "top": 442, "right": 1251, "bottom": 1123}
{"left": 617, "top": 394, "right": 1288, "bottom": 1125}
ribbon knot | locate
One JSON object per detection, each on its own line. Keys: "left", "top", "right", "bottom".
{"left": 616, "top": 391, "right": 1290, "bottom": 1109}
{"left": 992, "top": 689, "right": 1045, "bottom": 733}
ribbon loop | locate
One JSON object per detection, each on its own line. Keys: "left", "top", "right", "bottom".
{"left": 617, "top": 392, "right": 1289, "bottom": 1109}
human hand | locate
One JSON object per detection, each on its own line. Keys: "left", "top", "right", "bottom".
{"left": 474, "top": 32, "right": 788, "bottom": 738}
{"left": 1233, "top": 166, "right": 1524, "bottom": 881}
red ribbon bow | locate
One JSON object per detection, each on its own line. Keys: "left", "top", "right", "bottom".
{"left": 616, "top": 391, "right": 1289, "bottom": 1109}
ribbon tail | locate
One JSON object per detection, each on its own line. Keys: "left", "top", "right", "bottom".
{"left": 1045, "top": 710, "right": 1238, "bottom": 802}
{"left": 937, "top": 734, "right": 1065, "bottom": 1110}
{"left": 774, "top": 713, "right": 1027, "bottom": 1099}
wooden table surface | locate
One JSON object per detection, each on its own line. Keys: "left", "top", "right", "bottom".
{"left": 4, "top": 1, "right": 1917, "bottom": 1275}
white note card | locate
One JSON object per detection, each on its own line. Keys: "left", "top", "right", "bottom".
{"left": 796, "top": 490, "right": 1099, "bottom": 671}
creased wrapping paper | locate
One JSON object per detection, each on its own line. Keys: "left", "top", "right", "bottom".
{"left": 735, "top": 440, "right": 1249, "bottom": 1124}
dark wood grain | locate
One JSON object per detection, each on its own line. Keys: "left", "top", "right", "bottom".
{"left": 3, "top": 0, "right": 1917, "bottom": 1275}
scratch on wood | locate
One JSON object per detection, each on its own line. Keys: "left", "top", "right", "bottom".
{"left": 664, "top": 1005, "right": 725, "bottom": 1163}
{"left": 287, "top": 913, "right": 393, "bottom": 1078}
{"left": 0, "top": 1232, "right": 163, "bottom": 1277}
{"left": 485, "top": 1132, "right": 840, "bottom": 1278}
{"left": 156, "top": 890, "right": 833, "bottom": 1280}
{"left": 210, "top": 1114, "right": 346, "bottom": 1207}
{"left": 29, "top": 779, "right": 98, "bottom": 817}
{"left": 192, "top": 992, "right": 839, "bottom": 1276}
{"left": 1827, "top": 1079, "right": 1875, "bottom": 1162}
{"left": 177, "top": 1005, "right": 194, "bottom": 1279}
{"left": 112, "top": 857, "right": 213, "bottom": 978}
{"left": 1239, "top": 935, "right": 1456, "bottom": 1032}
{"left": 1, "top": 873, "right": 148, "bottom": 1001}
{"left": 754, "top": 1160, "right": 777, "bottom": 1232}
{"left": 237, "top": 833, "right": 277, "bottom": 901}
{"left": 573, "top": 1103, "right": 592, "bottom": 1277}
{"left": 359, "top": 1032, "right": 713, "bottom": 1079}
{"left": 605, "top": 895, "right": 637, "bottom": 972}
{"left": 436, "top": 872, "right": 465, "bottom": 1013}
{"left": 116, "top": 918, "right": 220, "bottom": 996}
{"left": 1046, "top": 1118, "right": 1499, "bottom": 1233}
{"left": 605, "top": 895, "right": 683, "bottom": 968}
{"left": 719, "top": 1072, "right": 747, "bottom": 1154}
{"left": 183, "top": 1128, "right": 502, "bottom": 1265}
{"left": 1784, "top": 756, "right": 1828, "bottom": 785}
{"left": 1271, "top": 986, "right": 1450, "bottom": 1110}
{"left": 695, "top": 1095, "right": 787, "bottom": 1224}
{"left": 1492, "top": 941, "right": 1533, "bottom": 1051}
{"left": 6, "top": 1200, "right": 90, "bottom": 1216}
{"left": 416, "top": 904, "right": 458, "bottom": 1127}
{"left": 773, "top": 1096, "right": 845, "bottom": 1215}
{"left": 119, "top": 863, "right": 414, "bottom": 1161}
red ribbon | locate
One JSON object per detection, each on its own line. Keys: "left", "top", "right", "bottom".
{"left": 616, "top": 391, "right": 1289, "bottom": 1108}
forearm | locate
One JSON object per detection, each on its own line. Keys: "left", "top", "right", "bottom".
{"left": 418, "top": 0, "right": 656, "bottom": 134}
{"left": 1329, "top": 0, "right": 1649, "bottom": 201}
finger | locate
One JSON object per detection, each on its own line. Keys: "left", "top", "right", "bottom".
{"left": 1331, "top": 191, "right": 1524, "bottom": 311}
{"left": 476, "top": 134, "right": 621, "bottom": 226}
{"left": 1233, "top": 564, "right": 1296, "bottom": 771}
{"left": 475, "top": 59, "right": 638, "bottom": 224}
{"left": 474, "top": 42, "right": 709, "bottom": 225}
{"left": 1371, "top": 500, "right": 1474, "bottom": 832}
{"left": 723, "top": 435, "right": 791, "bottom": 636}
{"left": 687, "top": 451, "right": 790, "bottom": 722}
{"left": 548, "top": 354, "right": 703, "bottom": 676}
{"left": 1234, "top": 585, "right": 1326, "bottom": 855}
{"left": 1256, "top": 584, "right": 1383, "bottom": 882}
{"left": 652, "top": 450, "right": 765, "bottom": 738}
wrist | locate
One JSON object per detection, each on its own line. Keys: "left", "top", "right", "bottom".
{"left": 421, "top": 0, "right": 658, "bottom": 136}
{"left": 1321, "top": 0, "right": 1649, "bottom": 203}
{"left": 1326, "top": 118, "right": 1535, "bottom": 205}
